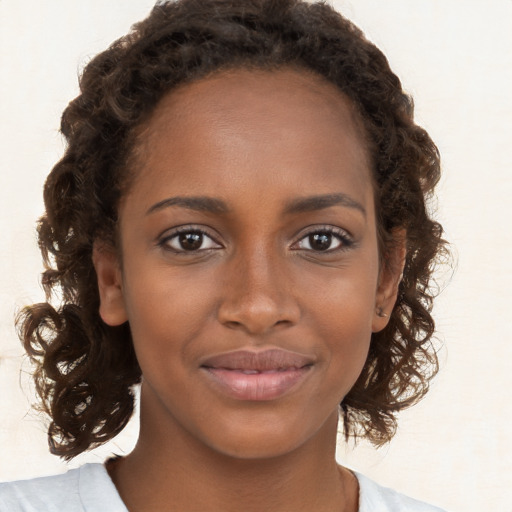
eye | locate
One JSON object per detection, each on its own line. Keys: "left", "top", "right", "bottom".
{"left": 293, "top": 227, "right": 352, "bottom": 253}
{"left": 160, "top": 228, "right": 221, "bottom": 253}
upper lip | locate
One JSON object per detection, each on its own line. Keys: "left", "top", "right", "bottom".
{"left": 200, "top": 349, "right": 314, "bottom": 371}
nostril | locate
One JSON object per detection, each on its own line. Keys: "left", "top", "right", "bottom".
{"left": 224, "top": 320, "right": 244, "bottom": 330}
{"left": 222, "top": 317, "right": 294, "bottom": 334}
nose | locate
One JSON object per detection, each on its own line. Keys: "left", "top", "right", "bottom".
{"left": 217, "top": 245, "right": 300, "bottom": 336}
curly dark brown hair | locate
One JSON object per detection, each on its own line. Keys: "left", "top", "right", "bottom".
{"left": 18, "top": 0, "right": 446, "bottom": 460}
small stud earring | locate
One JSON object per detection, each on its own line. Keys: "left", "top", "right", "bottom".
{"left": 376, "top": 307, "right": 388, "bottom": 318}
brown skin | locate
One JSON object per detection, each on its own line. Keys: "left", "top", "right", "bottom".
{"left": 94, "top": 69, "right": 403, "bottom": 512}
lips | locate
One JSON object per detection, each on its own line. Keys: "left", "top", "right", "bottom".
{"left": 200, "top": 349, "right": 314, "bottom": 401}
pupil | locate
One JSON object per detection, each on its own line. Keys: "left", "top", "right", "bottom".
{"left": 179, "top": 232, "right": 202, "bottom": 250}
{"left": 310, "top": 233, "right": 331, "bottom": 251}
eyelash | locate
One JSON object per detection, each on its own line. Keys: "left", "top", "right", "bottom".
{"left": 291, "top": 225, "right": 354, "bottom": 254}
{"left": 157, "top": 225, "right": 354, "bottom": 254}
{"left": 158, "top": 226, "right": 222, "bottom": 254}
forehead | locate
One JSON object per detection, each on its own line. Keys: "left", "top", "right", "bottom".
{"left": 127, "top": 67, "right": 373, "bottom": 211}
{"left": 146, "top": 67, "right": 364, "bottom": 130}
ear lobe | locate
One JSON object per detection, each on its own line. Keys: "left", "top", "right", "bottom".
{"left": 372, "top": 230, "right": 407, "bottom": 333}
{"left": 92, "top": 241, "right": 128, "bottom": 326}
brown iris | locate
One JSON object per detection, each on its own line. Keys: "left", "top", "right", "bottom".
{"left": 179, "top": 232, "right": 203, "bottom": 251}
{"left": 309, "top": 233, "right": 332, "bottom": 251}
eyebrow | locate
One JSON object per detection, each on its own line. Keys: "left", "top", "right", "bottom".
{"left": 146, "top": 192, "right": 366, "bottom": 217}
{"left": 283, "top": 193, "right": 366, "bottom": 217}
{"left": 146, "top": 196, "right": 230, "bottom": 215}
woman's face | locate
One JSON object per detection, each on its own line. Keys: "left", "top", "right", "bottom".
{"left": 96, "top": 68, "right": 398, "bottom": 459}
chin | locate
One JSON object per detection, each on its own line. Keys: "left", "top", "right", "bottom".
{"left": 197, "top": 408, "right": 339, "bottom": 461}
{"left": 208, "top": 431, "right": 307, "bottom": 460}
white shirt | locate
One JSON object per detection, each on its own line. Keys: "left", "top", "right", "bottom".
{"left": 0, "top": 463, "right": 447, "bottom": 511}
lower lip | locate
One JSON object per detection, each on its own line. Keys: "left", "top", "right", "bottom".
{"left": 201, "top": 367, "right": 311, "bottom": 401}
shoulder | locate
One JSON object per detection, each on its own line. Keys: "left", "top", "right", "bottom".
{"left": 0, "top": 463, "right": 127, "bottom": 512}
{"left": 354, "top": 471, "right": 448, "bottom": 512}
{"left": 0, "top": 465, "right": 83, "bottom": 512}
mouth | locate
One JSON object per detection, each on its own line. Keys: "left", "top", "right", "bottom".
{"left": 200, "top": 349, "right": 314, "bottom": 401}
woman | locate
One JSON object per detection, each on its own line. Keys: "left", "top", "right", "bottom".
{"left": 0, "top": 0, "right": 447, "bottom": 510}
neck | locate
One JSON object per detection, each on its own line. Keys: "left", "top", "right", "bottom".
{"left": 108, "top": 388, "right": 358, "bottom": 512}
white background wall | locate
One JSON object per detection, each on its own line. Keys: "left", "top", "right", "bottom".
{"left": 1, "top": 1, "right": 511, "bottom": 511}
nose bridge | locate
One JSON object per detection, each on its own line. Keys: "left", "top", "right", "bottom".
{"left": 217, "top": 237, "right": 298, "bottom": 334}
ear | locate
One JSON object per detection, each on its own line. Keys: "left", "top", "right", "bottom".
{"left": 92, "top": 240, "right": 128, "bottom": 326}
{"left": 372, "top": 230, "right": 406, "bottom": 333}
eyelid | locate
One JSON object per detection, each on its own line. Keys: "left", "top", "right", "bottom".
{"left": 156, "top": 223, "right": 354, "bottom": 254}
{"left": 290, "top": 224, "right": 355, "bottom": 252}
{"left": 157, "top": 224, "right": 223, "bottom": 253}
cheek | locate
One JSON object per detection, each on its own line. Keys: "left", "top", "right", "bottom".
{"left": 302, "top": 262, "right": 378, "bottom": 387}
{"left": 303, "top": 257, "right": 379, "bottom": 330}
{"left": 317, "top": 303, "right": 372, "bottom": 391}
{"left": 121, "top": 264, "right": 220, "bottom": 365}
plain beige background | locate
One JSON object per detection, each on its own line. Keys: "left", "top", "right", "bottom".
{"left": 1, "top": 1, "right": 511, "bottom": 511}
